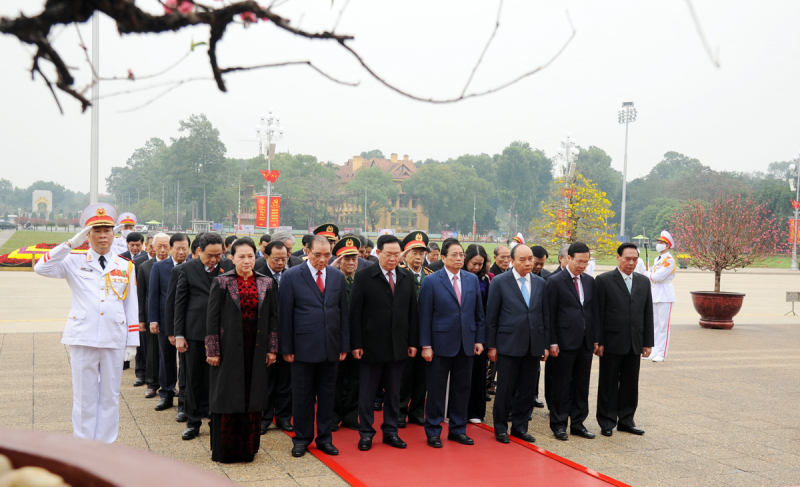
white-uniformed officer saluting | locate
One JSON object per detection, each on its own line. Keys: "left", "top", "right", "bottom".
{"left": 35, "top": 203, "right": 139, "bottom": 443}
{"left": 642, "top": 230, "right": 677, "bottom": 363}
{"left": 111, "top": 212, "right": 138, "bottom": 255}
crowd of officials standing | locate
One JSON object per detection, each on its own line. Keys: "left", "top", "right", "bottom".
{"left": 36, "top": 203, "right": 678, "bottom": 464}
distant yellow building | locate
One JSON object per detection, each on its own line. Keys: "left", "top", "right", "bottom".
{"left": 336, "top": 153, "right": 429, "bottom": 233}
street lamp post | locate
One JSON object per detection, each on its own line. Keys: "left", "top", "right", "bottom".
{"left": 618, "top": 102, "right": 637, "bottom": 241}
{"left": 788, "top": 153, "right": 800, "bottom": 270}
{"left": 255, "top": 110, "right": 285, "bottom": 233}
{"left": 555, "top": 134, "right": 580, "bottom": 243}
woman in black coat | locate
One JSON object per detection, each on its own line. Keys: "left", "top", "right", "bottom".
{"left": 206, "top": 237, "right": 278, "bottom": 463}
{"left": 464, "top": 244, "right": 492, "bottom": 424}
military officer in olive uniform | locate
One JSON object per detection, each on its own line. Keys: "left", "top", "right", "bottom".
{"left": 35, "top": 203, "right": 139, "bottom": 444}
{"left": 398, "top": 231, "right": 433, "bottom": 427}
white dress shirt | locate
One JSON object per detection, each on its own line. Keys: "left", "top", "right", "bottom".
{"left": 444, "top": 267, "right": 460, "bottom": 288}
{"left": 380, "top": 265, "right": 395, "bottom": 286}
{"left": 307, "top": 260, "right": 326, "bottom": 286}
{"left": 511, "top": 268, "right": 530, "bottom": 291}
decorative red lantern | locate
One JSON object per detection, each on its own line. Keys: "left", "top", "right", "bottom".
{"left": 791, "top": 199, "right": 800, "bottom": 210}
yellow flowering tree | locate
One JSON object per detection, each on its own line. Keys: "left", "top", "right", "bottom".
{"left": 530, "top": 175, "right": 618, "bottom": 256}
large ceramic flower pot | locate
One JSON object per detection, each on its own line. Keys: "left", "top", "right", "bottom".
{"left": 690, "top": 291, "right": 745, "bottom": 330}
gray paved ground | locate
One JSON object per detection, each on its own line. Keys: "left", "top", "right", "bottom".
{"left": 1, "top": 268, "right": 800, "bottom": 486}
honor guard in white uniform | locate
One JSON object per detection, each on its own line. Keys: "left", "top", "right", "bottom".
{"left": 510, "top": 232, "right": 525, "bottom": 250}
{"left": 586, "top": 249, "right": 597, "bottom": 277}
{"left": 111, "top": 212, "right": 137, "bottom": 255}
{"left": 35, "top": 203, "right": 139, "bottom": 443}
{"left": 642, "top": 231, "right": 676, "bottom": 362}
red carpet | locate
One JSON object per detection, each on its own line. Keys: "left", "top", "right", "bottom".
{"left": 285, "top": 412, "right": 628, "bottom": 487}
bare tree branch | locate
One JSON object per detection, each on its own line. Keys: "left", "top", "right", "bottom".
{"left": 332, "top": 0, "right": 351, "bottom": 32}
{"left": 31, "top": 51, "right": 64, "bottom": 114}
{"left": 220, "top": 60, "right": 359, "bottom": 86}
{"left": 461, "top": 0, "right": 504, "bottom": 98}
{"left": 684, "top": 0, "right": 720, "bottom": 68}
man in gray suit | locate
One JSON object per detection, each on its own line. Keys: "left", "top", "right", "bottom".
{"left": 486, "top": 245, "right": 550, "bottom": 444}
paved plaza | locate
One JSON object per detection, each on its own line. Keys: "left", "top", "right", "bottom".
{"left": 1, "top": 266, "right": 800, "bottom": 486}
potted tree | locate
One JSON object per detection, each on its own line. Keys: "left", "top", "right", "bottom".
{"left": 671, "top": 194, "right": 785, "bottom": 329}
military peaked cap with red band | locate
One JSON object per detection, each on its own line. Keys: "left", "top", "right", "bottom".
{"left": 401, "top": 231, "right": 429, "bottom": 251}
{"left": 80, "top": 203, "right": 118, "bottom": 228}
{"left": 314, "top": 223, "right": 339, "bottom": 241}
{"left": 333, "top": 237, "right": 360, "bottom": 257}
{"left": 118, "top": 212, "right": 137, "bottom": 226}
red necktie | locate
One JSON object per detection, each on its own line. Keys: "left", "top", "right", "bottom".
{"left": 388, "top": 271, "right": 395, "bottom": 294}
{"left": 453, "top": 275, "right": 461, "bottom": 306}
{"left": 573, "top": 276, "right": 580, "bottom": 296}
{"left": 316, "top": 270, "right": 325, "bottom": 293}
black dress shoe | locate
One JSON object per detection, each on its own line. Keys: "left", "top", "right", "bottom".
{"left": 570, "top": 427, "right": 596, "bottom": 439}
{"left": 618, "top": 425, "right": 644, "bottom": 435}
{"left": 175, "top": 411, "right": 188, "bottom": 422}
{"left": 397, "top": 418, "right": 407, "bottom": 428}
{"left": 276, "top": 419, "right": 294, "bottom": 432}
{"left": 511, "top": 431, "right": 536, "bottom": 443}
{"left": 427, "top": 436, "right": 442, "bottom": 448}
{"left": 260, "top": 423, "right": 270, "bottom": 435}
{"left": 123, "top": 361, "right": 130, "bottom": 370}
{"left": 144, "top": 388, "right": 158, "bottom": 399}
{"left": 495, "top": 432, "right": 510, "bottom": 444}
{"left": 332, "top": 423, "right": 340, "bottom": 432}
{"left": 408, "top": 416, "right": 427, "bottom": 427}
{"left": 133, "top": 377, "right": 145, "bottom": 387}
{"left": 554, "top": 429, "right": 568, "bottom": 441}
{"left": 181, "top": 427, "right": 199, "bottom": 440}
{"left": 291, "top": 444, "right": 306, "bottom": 458}
{"left": 533, "top": 396, "right": 545, "bottom": 408}
{"left": 373, "top": 402, "right": 383, "bottom": 411}
{"left": 382, "top": 435, "right": 407, "bottom": 449}
{"left": 358, "top": 437, "right": 372, "bottom": 451}
{"left": 318, "top": 443, "right": 339, "bottom": 455}
{"left": 601, "top": 428, "right": 613, "bottom": 437}
{"left": 341, "top": 421, "right": 361, "bottom": 431}
{"left": 485, "top": 394, "right": 492, "bottom": 401}
{"left": 447, "top": 433, "right": 474, "bottom": 445}
{"left": 154, "top": 398, "right": 173, "bottom": 411}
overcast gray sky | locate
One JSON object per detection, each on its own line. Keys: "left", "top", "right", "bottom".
{"left": 1, "top": 0, "right": 798, "bottom": 193}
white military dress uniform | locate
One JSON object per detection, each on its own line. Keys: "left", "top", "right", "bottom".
{"left": 34, "top": 204, "right": 139, "bottom": 443}
{"left": 642, "top": 231, "right": 677, "bottom": 361}
{"left": 111, "top": 212, "right": 137, "bottom": 255}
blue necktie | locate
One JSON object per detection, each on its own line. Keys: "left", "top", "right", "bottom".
{"left": 519, "top": 277, "right": 530, "bottom": 307}
{"left": 625, "top": 275, "right": 632, "bottom": 294}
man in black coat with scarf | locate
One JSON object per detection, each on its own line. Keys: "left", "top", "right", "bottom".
{"left": 350, "top": 235, "right": 420, "bottom": 451}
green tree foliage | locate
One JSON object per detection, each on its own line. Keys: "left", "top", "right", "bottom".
{"left": 360, "top": 149, "right": 385, "bottom": 159}
{"left": 632, "top": 198, "right": 681, "bottom": 238}
{"left": 494, "top": 141, "right": 553, "bottom": 233}
{"left": 402, "top": 164, "right": 494, "bottom": 233}
{"left": 574, "top": 146, "right": 622, "bottom": 220}
{"left": 345, "top": 167, "right": 399, "bottom": 231}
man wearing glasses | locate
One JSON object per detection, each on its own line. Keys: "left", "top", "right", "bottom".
{"left": 279, "top": 235, "right": 350, "bottom": 458}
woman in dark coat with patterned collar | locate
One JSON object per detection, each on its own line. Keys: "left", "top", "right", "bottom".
{"left": 205, "top": 237, "right": 278, "bottom": 463}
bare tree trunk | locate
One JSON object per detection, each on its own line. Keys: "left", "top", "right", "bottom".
{"left": 714, "top": 270, "right": 721, "bottom": 293}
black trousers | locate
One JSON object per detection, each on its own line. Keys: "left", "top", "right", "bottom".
{"left": 263, "top": 354, "right": 292, "bottom": 427}
{"left": 399, "top": 354, "right": 427, "bottom": 421}
{"left": 157, "top": 332, "right": 177, "bottom": 400}
{"left": 544, "top": 357, "right": 555, "bottom": 410}
{"left": 145, "top": 328, "right": 160, "bottom": 390}
{"left": 494, "top": 353, "right": 541, "bottom": 435}
{"left": 178, "top": 350, "right": 187, "bottom": 413}
{"left": 135, "top": 330, "right": 147, "bottom": 379}
{"left": 424, "top": 348, "right": 473, "bottom": 438}
{"left": 549, "top": 343, "right": 592, "bottom": 432}
{"left": 291, "top": 360, "right": 338, "bottom": 447}
{"left": 596, "top": 350, "right": 641, "bottom": 430}
{"left": 333, "top": 353, "right": 360, "bottom": 426}
{"left": 467, "top": 348, "right": 488, "bottom": 421}
{"left": 359, "top": 360, "right": 404, "bottom": 438}
{"left": 185, "top": 339, "right": 210, "bottom": 429}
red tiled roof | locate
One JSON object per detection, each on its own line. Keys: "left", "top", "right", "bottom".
{"left": 336, "top": 156, "right": 417, "bottom": 182}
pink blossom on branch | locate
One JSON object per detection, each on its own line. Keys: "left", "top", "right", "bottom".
{"left": 177, "top": 1, "right": 195, "bottom": 14}
{"left": 240, "top": 11, "right": 257, "bottom": 24}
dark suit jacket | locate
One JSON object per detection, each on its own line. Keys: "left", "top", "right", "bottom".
{"left": 254, "top": 254, "right": 304, "bottom": 274}
{"left": 535, "top": 268, "right": 552, "bottom": 280}
{"left": 489, "top": 262, "right": 508, "bottom": 276}
{"left": 419, "top": 269, "right": 485, "bottom": 357}
{"left": 173, "top": 258, "right": 235, "bottom": 341}
{"left": 291, "top": 248, "right": 306, "bottom": 258}
{"left": 278, "top": 263, "right": 350, "bottom": 362}
{"left": 164, "top": 263, "right": 183, "bottom": 337}
{"left": 547, "top": 266, "right": 565, "bottom": 279}
{"left": 595, "top": 270, "right": 654, "bottom": 355}
{"left": 426, "top": 259, "right": 445, "bottom": 273}
{"left": 148, "top": 257, "right": 175, "bottom": 331}
{"left": 137, "top": 257, "right": 156, "bottom": 324}
{"left": 546, "top": 268, "right": 599, "bottom": 351}
{"left": 485, "top": 270, "right": 550, "bottom": 357}
{"left": 349, "top": 264, "right": 419, "bottom": 363}
{"left": 206, "top": 271, "right": 278, "bottom": 413}
{"left": 121, "top": 250, "right": 148, "bottom": 262}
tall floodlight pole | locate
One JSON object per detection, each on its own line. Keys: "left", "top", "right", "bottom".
{"left": 255, "top": 110, "right": 285, "bottom": 233}
{"left": 555, "top": 134, "right": 580, "bottom": 242}
{"left": 472, "top": 195, "right": 477, "bottom": 241}
{"left": 89, "top": 14, "right": 100, "bottom": 204}
{"left": 788, "top": 153, "right": 800, "bottom": 270}
{"left": 618, "top": 102, "right": 637, "bottom": 241}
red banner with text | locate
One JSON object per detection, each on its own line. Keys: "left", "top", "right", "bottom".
{"left": 255, "top": 196, "right": 268, "bottom": 228}
{"left": 789, "top": 219, "right": 800, "bottom": 244}
{"left": 269, "top": 196, "right": 281, "bottom": 228}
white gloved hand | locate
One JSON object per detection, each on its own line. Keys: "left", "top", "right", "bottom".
{"left": 68, "top": 226, "right": 91, "bottom": 249}
{"left": 113, "top": 224, "right": 125, "bottom": 234}
{"left": 124, "top": 346, "right": 137, "bottom": 362}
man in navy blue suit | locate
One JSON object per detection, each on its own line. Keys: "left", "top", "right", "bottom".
{"left": 147, "top": 233, "right": 190, "bottom": 412}
{"left": 486, "top": 244, "right": 549, "bottom": 444}
{"left": 279, "top": 235, "right": 350, "bottom": 458}
{"left": 419, "top": 240, "right": 485, "bottom": 448}
{"left": 546, "top": 242, "right": 600, "bottom": 441}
